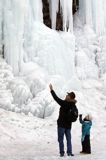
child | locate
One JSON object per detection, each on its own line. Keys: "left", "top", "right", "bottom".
{"left": 79, "top": 114, "right": 92, "bottom": 154}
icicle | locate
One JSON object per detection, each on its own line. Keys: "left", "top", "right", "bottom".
{"left": 0, "top": 0, "right": 3, "bottom": 54}
{"left": 3, "top": 0, "right": 28, "bottom": 74}
{"left": 78, "top": 0, "right": 85, "bottom": 24}
{"left": 29, "top": 0, "right": 43, "bottom": 22}
{"left": 85, "top": 0, "right": 93, "bottom": 26}
{"left": 79, "top": 0, "right": 93, "bottom": 26}
{"left": 103, "top": 0, "right": 106, "bottom": 28}
{"left": 60, "top": 0, "right": 73, "bottom": 32}
{"left": 92, "top": 0, "right": 105, "bottom": 35}
{"left": 79, "top": 0, "right": 106, "bottom": 35}
{"left": 67, "top": 0, "right": 73, "bottom": 32}
{"left": 49, "top": 0, "right": 59, "bottom": 29}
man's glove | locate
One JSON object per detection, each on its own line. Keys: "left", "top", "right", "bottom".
{"left": 49, "top": 84, "right": 53, "bottom": 91}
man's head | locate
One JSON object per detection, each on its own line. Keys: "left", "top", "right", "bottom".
{"left": 65, "top": 91, "right": 76, "bottom": 101}
{"left": 67, "top": 92, "right": 76, "bottom": 99}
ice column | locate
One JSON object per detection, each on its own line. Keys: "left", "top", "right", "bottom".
{"left": 79, "top": 0, "right": 92, "bottom": 26}
{"left": 49, "top": 0, "right": 59, "bottom": 29}
{"left": 0, "top": 0, "right": 3, "bottom": 54}
{"left": 103, "top": 0, "right": 106, "bottom": 28}
{"left": 78, "top": 0, "right": 85, "bottom": 24}
{"left": 60, "top": 0, "right": 73, "bottom": 32}
{"left": 3, "top": 0, "right": 27, "bottom": 74}
{"left": 85, "top": 0, "right": 93, "bottom": 26}
{"left": 49, "top": 0, "right": 73, "bottom": 32}
{"left": 92, "top": 0, "right": 105, "bottom": 35}
{"left": 29, "top": 0, "right": 43, "bottom": 22}
{"left": 79, "top": 0, "right": 106, "bottom": 35}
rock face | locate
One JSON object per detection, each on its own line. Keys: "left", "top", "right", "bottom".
{"left": 56, "top": 1, "right": 63, "bottom": 31}
{"left": 73, "top": 0, "right": 79, "bottom": 14}
{"left": 42, "top": 0, "right": 79, "bottom": 31}
{"left": 42, "top": 0, "right": 51, "bottom": 28}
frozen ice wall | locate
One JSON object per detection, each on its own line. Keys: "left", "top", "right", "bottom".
{"left": 1, "top": 0, "right": 106, "bottom": 76}
{"left": 3, "top": 0, "right": 28, "bottom": 74}
{"left": 0, "top": 0, "right": 3, "bottom": 54}
{"left": 79, "top": 0, "right": 106, "bottom": 35}
{"left": 0, "top": 0, "right": 75, "bottom": 79}
{"left": 92, "top": 0, "right": 105, "bottom": 35}
{"left": 2, "top": 0, "right": 43, "bottom": 75}
{"left": 22, "top": 22, "right": 75, "bottom": 80}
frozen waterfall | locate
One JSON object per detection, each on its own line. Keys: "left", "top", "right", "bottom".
{"left": 0, "top": 0, "right": 74, "bottom": 76}
{"left": 0, "top": 0, "right": 106, "bottom": 75}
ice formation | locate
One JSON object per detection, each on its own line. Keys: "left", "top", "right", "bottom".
{"left": 0, "top": 0, "right": 106, "bottom": 75}
{"left": 78, "top": 0, "right": 106, "bottom": 35}
{"left": 0, "top": 0, "right": 106, "bottom": 117}
{"left": 49, "top": 0, "right": 59, "bottom": 29}
{"left": 60, "top": 0, "right": 73, "bottom": 32}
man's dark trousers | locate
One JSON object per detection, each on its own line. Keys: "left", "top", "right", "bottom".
{"left": 58, "top": 127, "right": 72, "bottom": 155}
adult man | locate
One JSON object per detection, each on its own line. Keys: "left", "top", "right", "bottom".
{"left": 49, "top": 84, "right": 78, "bottom": 157}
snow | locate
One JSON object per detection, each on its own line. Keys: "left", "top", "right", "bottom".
{"left": 0, "top": 88, "right": 106, "bottom": 160}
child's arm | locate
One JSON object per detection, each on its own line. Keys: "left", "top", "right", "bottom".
{"left": 79, "top": 114, "right": 83, "bottom": 124}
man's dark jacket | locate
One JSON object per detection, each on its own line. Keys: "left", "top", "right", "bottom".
{"left": 51, "top": 90, "right": 78, "bottom": 129}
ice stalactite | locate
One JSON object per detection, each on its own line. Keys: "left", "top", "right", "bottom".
{"left": 92, "top": 0, "right": 105, "bottom": 35}
{"left": 79, "top": 0, "right": 92, "bottom": 26}
{"left": 78, "top": 0, "right": 85, "bottom": 24}
{"left": 2, "top": 0, "right": 43, "bottom": 74}
{"left": 49, "top": 0, "right": 73, "bottom": 32}
{"left": 60, "top": 0, "right": 73, "bottom": 32}
{"left": 0, "top": 0, "right": 3, "bottom": 55}
{"left": 23, "top": 0, "right": 43, "bottom": 62}
{"left": 29, "top": 0, "right": 43, "bottom": 22}
{"left": 85, "top": 0, "right": 93, "bottom": 26}
{"left": 3, "top": 0, "right": 27, "bottom": 74}
{"left": 49, "top": 0, "right": 59, "bottom": 29}
{"left": 103, "top": 0, "right": 106, "bottom": 28}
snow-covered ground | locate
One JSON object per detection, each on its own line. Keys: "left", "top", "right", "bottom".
{"left": 0, "top": 105, "right": 106, "bottom": 160}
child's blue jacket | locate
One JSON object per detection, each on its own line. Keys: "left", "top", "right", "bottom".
{"left": 79, "top": 115, "right": 92, "bottom": 142}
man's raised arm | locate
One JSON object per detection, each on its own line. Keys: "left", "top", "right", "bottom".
{"left": 49, "top": 84, "right": 64, "bottom": 105}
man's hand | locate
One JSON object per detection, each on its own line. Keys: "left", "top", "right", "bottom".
{"left": 49, "top": 84, "right": 53, "bottom": 91}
